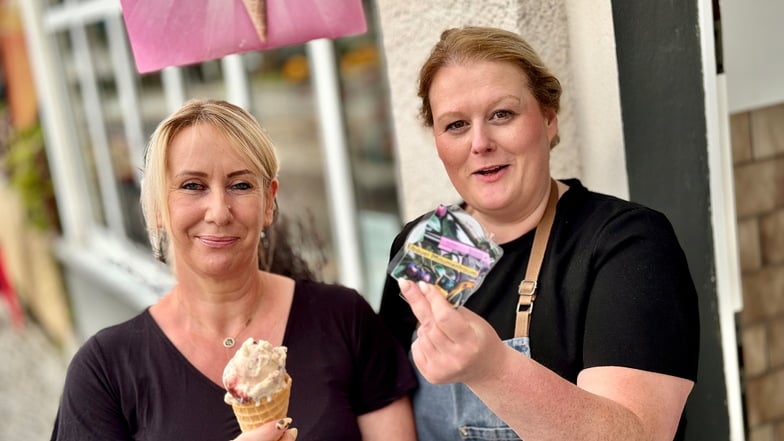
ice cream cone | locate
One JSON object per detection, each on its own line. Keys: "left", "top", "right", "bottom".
{"left": 231, "top": 374, "right": 292, "bottom": 432}
{"left": 241, "top": 0, "right": 267, "bottom": 42}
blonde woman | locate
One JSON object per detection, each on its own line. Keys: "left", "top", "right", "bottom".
{"left": 52, "top": 99, "right": 417, "bottom": 441}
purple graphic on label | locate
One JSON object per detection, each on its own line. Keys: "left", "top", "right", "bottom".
{"left": 439, "top": 236, "right": 491, "bottom": 264}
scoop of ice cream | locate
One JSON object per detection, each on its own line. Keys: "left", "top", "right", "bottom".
{"left": 223, "top": 338, "right": 288, "bottom": 405}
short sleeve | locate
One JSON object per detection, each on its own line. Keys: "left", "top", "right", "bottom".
{"left": 51, "top": 337, "right": 130, "bottom": 441}
{"left": 349, "top": 291, "right": 418, "bottom": 414}
{"left": 582, "top": 207, "right": 700, "bottom": 380}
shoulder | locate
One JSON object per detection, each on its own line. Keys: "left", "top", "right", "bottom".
{"left": 62, "top": 310, "right": 154, "bottom": 399}
{"left": 559, "top": 179, "right": 676, "bottom": 237}
{"left": 70, "top": 310, "right": 154, "bottom": 368}
{"left": 293, "top": 280, "right": 374, "bottom": 317}
{"left": 294, "top": 279, "right": 364, "bottom": 301}
{"left": 288, "top": 280, "right": 392, "bottom": 356}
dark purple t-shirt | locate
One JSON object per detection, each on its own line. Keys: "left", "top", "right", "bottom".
{"left": 51, "top": 280, "right": 417, "bottom": 441}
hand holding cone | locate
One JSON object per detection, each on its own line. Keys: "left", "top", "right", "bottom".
{"left": 231, "top": 374, "right": 292, "bottom": 432}
{"left": 223, "top": 338, "right": 291, "bottom": 432}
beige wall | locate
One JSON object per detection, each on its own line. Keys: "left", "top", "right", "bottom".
{"left": 732, "top": 102, "right": 784, "bottom": 441}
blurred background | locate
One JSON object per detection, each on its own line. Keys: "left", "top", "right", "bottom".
{"left": 1, "top": 0, "right": 783, "bottom": 440}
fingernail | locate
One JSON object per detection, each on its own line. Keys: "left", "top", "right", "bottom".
{"left": 287, "top": 428, "right": 299, "bottom": 439}
{"left": 417, "top": 281, "right": 429, "bottom": 292}
{"left": 398, "top": 278, "right": 412, "bottom": 291}
{"left": 276, "top": 417, "right": 293, "bottom": 430}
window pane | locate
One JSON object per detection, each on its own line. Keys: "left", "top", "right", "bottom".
{"left": 55, "top": 30, "right": 106, "bottom": 227}
{"left": 85, "top": 22, "right": 147, "bottom": 244}
{"left": 245, "top": 47, "right": 336, "bottom": 280}
{"left": 339, "top": 0, "right": 401, "bottom": 299}
{"left": 183, "top": 60, "right": 225, "bottom": 99}
{"left": 338, "top": 20, "right": 400, "bottom": 216}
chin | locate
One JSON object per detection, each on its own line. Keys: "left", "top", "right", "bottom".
{"left": 468, "top": 194, "right": 508, "bottom": 212}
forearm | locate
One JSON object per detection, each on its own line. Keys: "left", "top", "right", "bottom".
{"left": 465, "top": 345, "right": 647, "bottom": 441}
{"left": 358, "top": 396, "right": 417, "bottom": 441}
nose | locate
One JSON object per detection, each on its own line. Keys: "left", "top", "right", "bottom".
{"left": 204, "top": 191, "right": 232, "bottom": 225}
{"left": 470, "top": 122, "right": 494, "bottom": 154}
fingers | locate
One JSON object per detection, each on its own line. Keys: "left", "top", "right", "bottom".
{"left": 230, "top": 418, "right": 297, "bottom": 441}
{"left": 277, "top": 418, "right": 297, "bottom": 441}
{"left": 398, "top": 279, "right": 452, "bottom": 324}
{"left": 275, "top": 418, "right": 293, "bottom": 431}
{"left": 398, "top": 279, "right": 427, "bottom": 318}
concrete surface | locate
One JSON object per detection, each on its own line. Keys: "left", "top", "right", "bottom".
{"left": 0, "top": 305, "right": 68, "bottom": 441}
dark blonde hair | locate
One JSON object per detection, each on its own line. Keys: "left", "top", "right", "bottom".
{"left": 140, "top": 99, "right": 279, "bottom": 263}
{"left": 418, "top": 26, "right": 562, "bottom": 145}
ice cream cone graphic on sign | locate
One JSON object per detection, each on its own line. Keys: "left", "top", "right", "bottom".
{"left": 223, "top": 338, "right": 291, "bottom": 432}
{"left": 241, "top": 0, "right": 267, "bottom": 42}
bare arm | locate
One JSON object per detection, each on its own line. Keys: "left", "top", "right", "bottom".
{"left": 357, "top": 396, "right": 417, "bottom": 441}
{"left": 469, "top": 346, "right": 693, "bottom": 441}
{"left": 402, "top": 279, "right": 693, "bottom": 441}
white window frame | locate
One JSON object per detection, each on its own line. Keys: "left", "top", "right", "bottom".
{"left": 19, "top": 0, "right": 366, "bottom": 314}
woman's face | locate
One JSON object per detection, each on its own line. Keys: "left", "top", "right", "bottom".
{"left": 428, "top": 60, "right": 558, "bottom": 219}
{"left": 165, "top": 123, "right": 276, "bottom": 277}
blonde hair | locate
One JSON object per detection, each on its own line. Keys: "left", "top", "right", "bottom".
{"left": 140, "top": 99, "right": 279, "bottom": 262}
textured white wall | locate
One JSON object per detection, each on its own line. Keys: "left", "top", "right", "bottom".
{"left": 563, "top": 1, "right": 628, "bottom": 199}
{"left": 375, "top": 0, "right": 626, "bottom": 220}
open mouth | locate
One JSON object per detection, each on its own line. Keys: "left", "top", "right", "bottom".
{"left": 475, "top": 165, "right": 507, "bottom": 176}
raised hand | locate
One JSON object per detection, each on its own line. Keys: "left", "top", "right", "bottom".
{"left": 398, "top": 279, "right": 508, "bottom": 386}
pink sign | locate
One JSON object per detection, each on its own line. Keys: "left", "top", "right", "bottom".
{"left": 120, "top": 0, "right": 367, "bottom": 73}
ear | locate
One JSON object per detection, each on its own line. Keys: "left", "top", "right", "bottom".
{"left": 263, "top": 179, "right": 279, "bottom": 227}
{"left": 544, "top": 108, "right": 558, "bottom": 143}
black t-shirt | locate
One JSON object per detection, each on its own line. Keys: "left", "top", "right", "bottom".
{"left": 51, "top": 280, "right": 417, "bottom": 441}
{"left": 380, "top": 178, "right": 700, "bottom": 382}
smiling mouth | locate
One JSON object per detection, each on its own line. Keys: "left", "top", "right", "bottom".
{"left": 475, "top": 165, "right": 507, "bottom": 175}
{"left": 199, "top": 236, "right": 237, "bottom": 246}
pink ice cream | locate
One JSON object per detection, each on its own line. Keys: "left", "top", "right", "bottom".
{"left": 222, "top": 338, "right": 288, "bottom": 405}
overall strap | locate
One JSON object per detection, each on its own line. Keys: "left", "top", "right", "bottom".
{"left": 514, "top": 179, "right": 559, "bottom": 338}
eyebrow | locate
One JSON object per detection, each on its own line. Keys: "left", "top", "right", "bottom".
{"left": 175, "top": 169, "right": 255, "bottom": 179}
{"left": 435, "top": 95, "right": 522, "bottom": 124}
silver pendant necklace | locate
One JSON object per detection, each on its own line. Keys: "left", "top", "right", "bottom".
{"left": 220, "top": 315, "right": 253, "bottom": 348}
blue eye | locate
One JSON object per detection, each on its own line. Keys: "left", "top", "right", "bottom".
{"left": 181, "top": 181, "right": 204, "bottom": 191}
{"left": 232, "top": 182, "right": 253, "bottom": 191}
{"left": 491, "top": 110, "right": 513, "bottom": 120}
{"left": 446, "top": 120, "right": 468, "bottom": 131}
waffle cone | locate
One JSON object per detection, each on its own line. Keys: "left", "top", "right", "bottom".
{"left": 241, "top": 0, "right": 267, "bottom": 42}
{"left": 231, "top": 374, "right": 292, "bottom": 432}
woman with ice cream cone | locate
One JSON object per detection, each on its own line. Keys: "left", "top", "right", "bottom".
{"left": 51, "top": 99, "right": 417, "bottom": 441}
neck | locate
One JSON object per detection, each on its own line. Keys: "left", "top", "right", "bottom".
{"left": 468, "top": 180, "right": 560, "bottom": 244}
{"left": 173, "top": 275, "right": 264, "bottom": 346}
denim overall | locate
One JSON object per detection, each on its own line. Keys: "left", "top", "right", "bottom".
{"left": 412, "top": 337, "right": 530, "bottom": 441}
{"left": 413, "top": 179, "right": 557, "bottom": 440}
